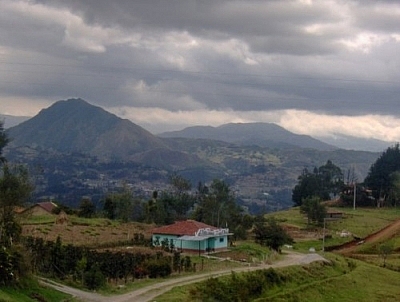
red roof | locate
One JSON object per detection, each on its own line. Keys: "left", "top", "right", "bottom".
{"left": 37, "top": 202, "right": 58, "bottom": 213}
{"left": 151, "top": 220, "right": 218, "bottom": 236}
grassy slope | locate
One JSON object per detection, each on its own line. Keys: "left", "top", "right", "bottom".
{"left": 261, "top": 258, "right": 400, "bottom": 302}
{"left": 156, "top": 255, "right": 400, "bottom": 302}
{"left": 266, "top": 206, "right": 400, "bottom": 252}
{"left": 0, "top": 278, "right": 73, "bottom": 302}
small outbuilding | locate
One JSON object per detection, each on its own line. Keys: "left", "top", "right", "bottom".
{"left": 20, "top": 202, "right": 58, "bottom": 217}
{"left": 151, "top": 220, "right": 232, "bottom": 255}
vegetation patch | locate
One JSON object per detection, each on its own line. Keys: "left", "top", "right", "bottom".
{"left": 0, "top": 278, "right": 73, "bottom": 302}
{"left": 157, "top": 255, "right": 400, "bottom": 302}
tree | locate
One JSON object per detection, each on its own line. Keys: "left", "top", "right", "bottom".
{"left": 192, "top": 179, "right": 243, "bottom": 228}
{"left": 379, "top": 241, "right": 394, "bottom": 267}
{"left": 388, "top": 172, "right": 400, "bottom": 207}
{"left": 105, "top": 186, "right": 135, "bottom": 222}
{"left": 300, "top": 196, "right": 327, "bottom": 226}
{"left": 143, "top": 175, "right": 195, "bottom": 225}
{"left": 0, "top": 164, "right": 32, "bottom": 247}
{"left": 103, "top": 196, "right": 116, "bottom": 220}
{"left": 0, "top": 121, "right": 9, "bottom": 164}
{"left": 292, "top": 161, "right": 344, "bottom": 206}
{"left": 292, "top": 169, "right": 319, "bottom": 206}
{"left": 169, "top": 174, "right": 194, "bottom": 220}
{"left": 253, "top": 217, "right": 293, "bottom": 253}
{"left": 364, "top": 144, "right": 400, "bottom": 202}
{"left": 84, "top": 264, "right": 105, "bottom": 290}
{"left": 78, "top": 198, "right": 96, "bottom": 218}
{"left": 0, "top": 123, "right": 32, "bottom": 285}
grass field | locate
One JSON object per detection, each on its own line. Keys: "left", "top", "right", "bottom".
{"left": 155, "top": 254, "right": 400, "bottom": 302}
{"left": 266, "top": 206, "right": 400, "bottom": 252}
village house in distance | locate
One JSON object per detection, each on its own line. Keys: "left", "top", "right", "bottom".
{"left": 151, "top": 220, "right": 232, "bottom": 255}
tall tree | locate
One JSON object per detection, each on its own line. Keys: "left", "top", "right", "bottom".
{"left": 108, "top": 188, "right": 134, "bottom": 222}
{"left": 300, "top": 196, "right": 327, "bottom": 226}
{"left": 103, "top": 196, "right": 116, "bottom": 220}
{"left": 253, "top": 216, "right": 293, "bottom": 253}
{"left": 0, "top": 122, "right": 32, "bottom": 246}
{"left": 292, "top": 161, "right": 344, "bottom": 206}
{"left": 78, "top": 198, "right": 96, "bottom": 218}
{"left": 0, "top": 121, "right": 9, "bottom": 164}
{"left": 0, "top": 164, "right": 32, "bottom": 247}
{"left": 364, "top": 144, "right": 400, "bottom": 202}
{"left": 192, "top": 179, "right": 243, "bottom": 230}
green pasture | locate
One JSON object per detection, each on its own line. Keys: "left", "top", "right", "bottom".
{"left": 154, "top": 254, "right": 400, "bottom": 302}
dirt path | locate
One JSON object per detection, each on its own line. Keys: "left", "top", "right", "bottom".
{"left": 40, "top": 252, "right": 327, "bottom": 302}
{"left": 335, "top": 218, "right": 400, "bottom": 254}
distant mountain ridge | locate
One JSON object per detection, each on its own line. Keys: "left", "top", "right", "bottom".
{"left": 159, "top": 123, "right": 336, "bottom": 151}
{"left": 4, "top": 98, "right": 380, "bottom": 212}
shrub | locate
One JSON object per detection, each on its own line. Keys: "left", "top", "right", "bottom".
{"left": 84, "top": 264, "right": 106, "bottom": 290}
{"left": 145, "top": 259, "right": 172, "bottom": 278}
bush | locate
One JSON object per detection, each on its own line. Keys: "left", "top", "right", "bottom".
{"left": 84, "top": 264, "right": 106, "bottom": 290}
{"left": 145, "top": 259, "right": 172, "bottom": 278}
{"left": 190, "top": 268, "right": 284, "bottom": 301}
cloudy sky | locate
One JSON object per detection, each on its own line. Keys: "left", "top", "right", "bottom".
{"left": 0, "top": 0, "right": 399, "bottom": 147}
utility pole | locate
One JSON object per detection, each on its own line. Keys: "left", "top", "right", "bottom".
{"left": 353, "top": 182, "right": 356, "bottom": 210}
{"left": 322, "top": 218, "right": 326, "bottom": 253}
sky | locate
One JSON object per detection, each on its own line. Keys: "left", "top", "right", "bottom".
{"left": 0, "top": 0, "right": 399, "bottom": 147}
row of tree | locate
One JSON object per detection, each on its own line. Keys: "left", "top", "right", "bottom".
{"left": 23, "top": 235, "right": 196, "bottom": 289}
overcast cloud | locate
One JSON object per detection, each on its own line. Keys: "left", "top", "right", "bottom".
{"left": 0, "top": 0, "right": 399, "bottom": 146}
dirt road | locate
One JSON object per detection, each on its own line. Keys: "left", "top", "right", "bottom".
{"left": 335, "top": 218, "right": 400, "bottom": 254}
{"left": 40, "top": 252, "right": 327, "bottom": 302}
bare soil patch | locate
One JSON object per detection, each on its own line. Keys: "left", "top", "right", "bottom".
{"left": 22, "top": 220, "right": 154, "bottom": 247}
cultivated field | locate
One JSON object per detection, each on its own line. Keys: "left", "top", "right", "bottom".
{"left": 21, "top": 215, "right": 154, "bottom": 247}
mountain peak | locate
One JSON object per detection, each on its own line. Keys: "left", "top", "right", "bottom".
{"left": 7, "top": 99, "right": 168, "bottom": 158}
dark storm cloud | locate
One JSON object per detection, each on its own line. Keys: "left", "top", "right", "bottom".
{"left": 36, "top": 0, "right": 343, "bottom": 55}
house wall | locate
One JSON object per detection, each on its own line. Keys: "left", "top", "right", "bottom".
{"left": 152, "top": 234, "right": 179, "bottom": 246}
{"left": 213, "top": 236, "right": 228, "bottom": 250}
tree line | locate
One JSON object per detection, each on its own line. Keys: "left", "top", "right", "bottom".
{"left": 21, "top": 235, "right": 198, "bottom": 289}
{"left": 291, "top": 144, "right": 400, "bottom": 226}
{"left": 76, "top": 174, "right": 252, "bottom": 241}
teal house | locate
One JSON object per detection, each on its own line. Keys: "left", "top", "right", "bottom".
{"left": 151, "top": 220, "right": 232, "bottom": 255}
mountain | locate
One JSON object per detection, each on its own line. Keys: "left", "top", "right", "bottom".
{"left": 7, "top": 99, "right": 170, "bottom": 160}
{"left": 0, "top": 114, "right": 30, "bottom": 128}
{"left": 159, "top": 123, "right": 336, "bottom": 151}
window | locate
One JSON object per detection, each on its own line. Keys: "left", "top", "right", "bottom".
{"left": 219, "top": 237, "right": 224, "bottom": 243}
